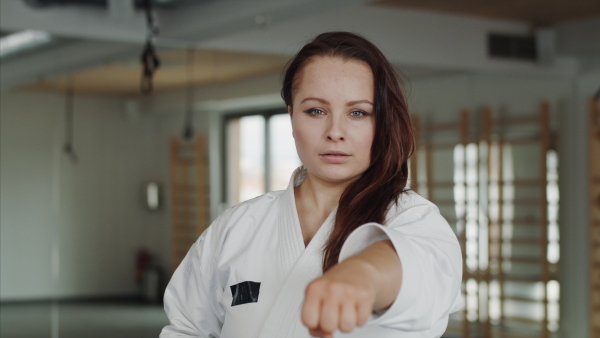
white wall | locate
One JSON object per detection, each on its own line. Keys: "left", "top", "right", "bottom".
{"left": 409, "top": 73, "right": 573, "bottom": 124}
{"left": 0, "top": 91, "right": 168, "bottom": 300}
{"left": 0, "top": 70, "right": 288, "bottom": 301}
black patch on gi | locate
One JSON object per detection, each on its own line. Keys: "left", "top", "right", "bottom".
{"left": 230, "top": 281, "right": 261, "bottom": 306}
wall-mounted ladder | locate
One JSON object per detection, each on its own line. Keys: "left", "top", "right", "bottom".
{"left": 169, "top": 136, "right": 208, "bottom": 273}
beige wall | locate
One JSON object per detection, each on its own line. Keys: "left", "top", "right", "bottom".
{"left": 0, "top": 91, "right": 167, "bottom": 300}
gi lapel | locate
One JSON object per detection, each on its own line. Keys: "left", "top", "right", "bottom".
{"left": 259, "top": 195, "right": 335, "bottom": 337}
{"left": 277, "top": 173, "right": 305, "bottom": 278}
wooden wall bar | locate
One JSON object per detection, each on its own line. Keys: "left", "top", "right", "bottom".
{"left": 488, "top": 102, "right": 553, "bottom": 338}
{"left": 590, "top": 97, "right": 600, "bottom": 336}
{"left": 415, "top": 111, "right": 470, "bottom": 337}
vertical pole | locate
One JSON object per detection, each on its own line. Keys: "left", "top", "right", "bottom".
{"left": 227, "top": 119, "right": 241, "bottom": 206}
{"left": 264, "top": 115, "right": 271, "bottom": 193}
{"left": 460, "top": 109, "right": 471, "bottom": 338}
{"left": 482, "top": 107, "right": 492, "bottom": 338}
{"left": 540, "top": 101, "right": 551, "bottom": 338}
{"left": 498, "top": 135, "right": 505, "bottom": 328}
{"left": 590, "top": 97, "right": 600, "bottom": 337}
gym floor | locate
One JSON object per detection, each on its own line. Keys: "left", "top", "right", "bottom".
{"left": 0, "top": 300, "right": 168, "bottom": 338}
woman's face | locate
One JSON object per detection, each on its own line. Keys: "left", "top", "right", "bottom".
{"left": 290, "top": 56, "right": 375, "bottom": 186}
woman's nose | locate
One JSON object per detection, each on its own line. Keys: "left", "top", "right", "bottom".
{"left": 326, "top": 115, "right": 345, "bottom": 141}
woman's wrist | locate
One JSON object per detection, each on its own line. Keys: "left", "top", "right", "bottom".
{"left": 346, "top": 240, "right": 401, "bottom": 311}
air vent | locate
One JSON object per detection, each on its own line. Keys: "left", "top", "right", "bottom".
{"left": 488, "top": 33, "right": 537, "bottom": 61}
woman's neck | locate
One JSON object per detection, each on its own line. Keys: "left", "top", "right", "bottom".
{"left": 294, "top": 173, "right": 350, "bottom": 246}
{"left": 298, "top": 174, "right": 348, "bottom": 211}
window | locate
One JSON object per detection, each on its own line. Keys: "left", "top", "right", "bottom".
{"left": 224, "top": 109, "right": 301, "bottom": 206}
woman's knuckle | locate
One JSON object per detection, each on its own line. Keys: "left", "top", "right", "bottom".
{"left": 339, "top": 318, "right": 355, "bottom": 333}
{"left": 339, "top": 325, "right": 353, "bottom": 333}
{"left": 306, "top": 281, "right": 323, "bottom": 295}
{"left": 321, "top": 320, "right": 336, "bottom": 333}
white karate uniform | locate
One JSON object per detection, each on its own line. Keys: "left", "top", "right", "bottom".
{"left": 161, "top": 167, "right": 463, "bottom": 338}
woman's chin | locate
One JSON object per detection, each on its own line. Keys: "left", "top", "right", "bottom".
{"left": 308, "top": 167, "right": 364, "bottom": 186}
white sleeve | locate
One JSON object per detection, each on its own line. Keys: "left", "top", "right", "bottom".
{"left": 160, "top": 226, "right": 224, "bottom": 338}
{"left": 338, "top": 198, "right": 463, "bottom": 334}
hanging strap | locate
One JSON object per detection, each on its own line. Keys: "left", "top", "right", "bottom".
{"left": 140, "top": 0, "right": 160, "bottom": 95}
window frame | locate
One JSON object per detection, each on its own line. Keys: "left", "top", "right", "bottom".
{"left": 221, "top": 107, "right": 290, "bottom": 206}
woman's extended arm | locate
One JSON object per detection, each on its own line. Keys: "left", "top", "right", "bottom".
{"left": 301, "top": 240, "right": 401, "bottom": 338}
{"left": 302, "top": 200, "right": 464, "bottom": 338}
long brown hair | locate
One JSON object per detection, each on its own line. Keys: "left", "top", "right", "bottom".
{"left": 282, "top": 32, "right": 415, "bottom": 272}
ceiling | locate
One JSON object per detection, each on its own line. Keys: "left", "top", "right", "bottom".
{"left": 1, "top": 0, "right": 373, "bottom": 95}
{"left": 21, "top": 48, "right": 290, "bottom": 95}
{"left": 1, "top": 0, "right": 599, "bottom": 97}
{"left": 374, "top": 0, "right": 600, "bottom": 25}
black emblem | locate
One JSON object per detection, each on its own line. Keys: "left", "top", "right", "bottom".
{"left": 230, "top": 281, "right": 261, "bottom": 306}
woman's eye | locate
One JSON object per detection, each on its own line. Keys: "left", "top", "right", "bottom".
{"left": 305, "top": 108, "right": 325, "bottom": 116}
{"left": 349, "top": 110, "right": 367, "bottom": 118}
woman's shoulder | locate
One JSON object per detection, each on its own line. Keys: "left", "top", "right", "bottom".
{"left": 384, "top": 190, "right": 443, "bottom": 226}
{"left": 396, "top": 190, "right": 438, "bottom": 210}
{"left": 223, "top": 190, "right": 286, "bottom": 217}
{"left": 206, "top": 190, "right": 287, "bottom": 235}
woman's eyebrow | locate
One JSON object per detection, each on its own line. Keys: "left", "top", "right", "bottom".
{"left": 300, "top": 97, "right": 330, "bottom": 105}
{"left": 300, "top": 98, "right": 373, "bottom": 106}
{"left": 347, "top": 100, "right": 373, "bottom": 106}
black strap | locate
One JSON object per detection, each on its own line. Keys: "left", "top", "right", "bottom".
{"left": 140, "top": 0, "right": 160, "bottom": 95}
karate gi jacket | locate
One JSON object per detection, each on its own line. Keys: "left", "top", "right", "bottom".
{"left": 161, "top": 167, "right": 463, "bottom": 337}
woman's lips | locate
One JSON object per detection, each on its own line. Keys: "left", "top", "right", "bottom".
{"left": 319, "top": 151, "right": 351, "bottom": 164}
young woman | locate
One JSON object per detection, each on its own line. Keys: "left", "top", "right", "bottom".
{"left": 161, "top": 32, "right": 462, "bottom": 338}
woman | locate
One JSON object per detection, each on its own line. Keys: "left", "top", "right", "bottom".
{"left": 161, "top": 32, "right": 462, "bottom": 338}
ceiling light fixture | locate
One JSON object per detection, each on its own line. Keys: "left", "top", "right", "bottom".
{"left": 0, "top": 30, "right": 52, "bottom": 58}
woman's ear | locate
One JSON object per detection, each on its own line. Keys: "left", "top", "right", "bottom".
{"left": 287, "top": 105, "right": 293, "bottom": 116}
